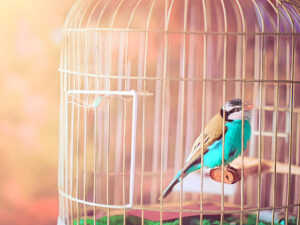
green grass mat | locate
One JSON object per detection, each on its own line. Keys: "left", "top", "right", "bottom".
{"left": 74, "top": 214, "right": 297, "bottom": 225}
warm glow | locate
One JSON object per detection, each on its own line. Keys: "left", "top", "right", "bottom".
{"left": 0, "top": 0, "right": 74, "bottom": 224}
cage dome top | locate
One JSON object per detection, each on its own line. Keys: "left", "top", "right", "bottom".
{"left": 64, "top": 0, "right": 300, "bottom": 33}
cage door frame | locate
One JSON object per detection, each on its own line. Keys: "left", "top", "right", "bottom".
{"left": 66, "top": 89, "right": 138, "bottom": 209}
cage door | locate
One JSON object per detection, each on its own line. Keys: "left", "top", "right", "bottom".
{"left": 66, "top": 89, "right": 138, "bottom": 209}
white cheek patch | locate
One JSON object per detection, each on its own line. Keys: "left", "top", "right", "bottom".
{"left": 224, "top": 103, "right": 234, "bottom": 112}
{"left": 228, "top": 111, "right": 242, "bottom": 120}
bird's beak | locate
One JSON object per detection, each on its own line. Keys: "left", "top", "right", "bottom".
{"left": 244, "top": 104, "right": 254, "bottom": 111}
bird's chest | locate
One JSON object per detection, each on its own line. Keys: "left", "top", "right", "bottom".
{"left": 225, "top": 122, "right": 251, "bottom": 159}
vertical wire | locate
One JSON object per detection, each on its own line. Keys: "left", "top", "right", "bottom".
{"left": 67, "top": 38, "right": 73, "bottom": 225}
{"left": 184, "top": 7, "right": 196, "bottom": 172}
{"left": 160, "top": 25, "right": 167, "bottom": 225}
{"left": 83, "top": 26, "right": 90, "bottom": 225}
{"left": 90, "top": 1, "right": 109, "bottom": 223}
{"left": 231, "top": 0, "right": 243, "bottom": 207}
{"left": 65, "top": 31, "right": 71, "bottom": 225}
{"left": 152, "top": 48, "right": 163, "bottom": 202}
{"left": 85, "top": 1, "right": 103, "bottom": 224}
{"left": 64, "top": 53, "right": 69, "bottom": 225}
{"left": 271, "top": 2, "right": 280, "bottom": 224}
{"left": 140, "top": 1, "right": 156, "bottom": 225}
{"left": 107, "top": 0, "right": 115, "bottom": 222}
{"left": 105, "top": 1, "right": 124, "bottom": 223}
{"left": 113, "top": 23, "right": 124, "bottom": 213}
{"left": 161, "top": 0, "right": 180, "bottom": 204}
{"left": 293, "top": 5, "right": 300, "bottom": 215}
{"left": 58, "top": 31, "right": 65, "bottom": 223}
{"left": 220, "top": 0, "right": 227, "bottom": 224}
{"left": 267, "top": 3, "right": 280, "bottom": 218}
{"left": 75, "top": 29, "right": 80, "bottom": 225}
{"left": 61, "top": 20, "right": 69, "bottom": 224}
{"left": 259, "top": 0, "right": 272, "bottom": 166}
{"left": 179, "top": 1, "right": 188, "bottom": 225}
{"left": 97, "top": 7, "right": 108, "bottom": 214}
{"left": 159, "top": 0, "right": 174, "bottom": 224}
{"left": 152, "top": 52, "right": 162, "bottom": 201}
{"left": 141, "top": 72, "right": 146, "bottom": 225}
{"left": 73, "top": 4, "right": 86, "bottom": 224}
{"left": 264, "top": 0, "right": 277, "bottom": 214}
{"left": 246, "top": 32, "right": 258, "bottom": 207}
{"left": 60, "top": 35, "right": 68, "bottom": 225}
{"left": 232, "top": 2, "right": 242, "bottom": 100}
{"left": 93, "top": 101, "right": 97, "bottom": 225}
{"left": 283, "top": 35, "right": 290, "bottom": 212}
{"left": 280, "top": 4, "right": 295, "bottom": 224}
{"left": 65, "top": 3, "right": 82, "bottom": 223}
{"left": 122, "top": 99, "right": 127, "bottom": 224}
{"left": 120, "top": 2, "right": 143, "bottom": 223}
{"left": 235, "top": 1, "right": 247, "bottom": 224}
{"left": 105, "top": 62, "right": 110, "bottom": 224}
{"left": 67, "top": 28, "right": 75, "bottom": 225}
{"left": 80, "top": 3, "right": 95, "bottom": 225}
{"left": 256, "top": 26, "right": 264, "bottom": 225}
{"left": 250, "top": 1, "right": 264, "bottom": 224}
{"left": 83, "top": 92, "right": 88, "bottom": 225}
{"left": 292, "top": 1, "right": 300, "bottom": 204}
{"left": 105, "top": 94, "right": 110, "bottom": 225}
{"left": 160, "top": 0, "right": 168, "bottom": 223}
{"left": 280, "top": 1, "right": 293, "bottom": 209}
{"left": 71, "top": 2, "right": 93, "bottom": 224}
{"left": 200, "top": 0, "right": 207, "bottom": 224}
{"left": 152, "top": 2, "right": 172, "bottom": 206}
{"left": 96, "top": 1, "right": 110, "bottom": 221}
{"left": 123, "top": 23, "right": 129, "bottom": 225}
{"left": 70, "top": 27, "right": 78, "bottom": 225}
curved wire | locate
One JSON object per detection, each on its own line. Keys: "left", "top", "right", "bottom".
{"left": 86, "top": 0, "right": 103, "bottom": 27}
{"left": 280, "top": 3, "right": 296, "bottom": 225}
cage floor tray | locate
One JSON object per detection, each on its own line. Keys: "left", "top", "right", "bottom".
{"left": 127, "top": 202, "right": 241, "bottom": 221}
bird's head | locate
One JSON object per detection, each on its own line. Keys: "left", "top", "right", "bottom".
{"left": 220, "top": 98, "right": 254, "bottom": 122}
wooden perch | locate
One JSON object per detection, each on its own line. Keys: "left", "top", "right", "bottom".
{"left": 209, "top": 156, "right": 300, "bottom": 184}
{"left": 209, "top": 165, "right": 241, "bottom": 184}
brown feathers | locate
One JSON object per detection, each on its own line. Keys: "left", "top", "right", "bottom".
{"left": 182, "top": 113, "right": 226, "bottom": 173}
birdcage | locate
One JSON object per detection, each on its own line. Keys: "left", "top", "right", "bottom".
{"left": 58, "top": 0, "right": 300, "bottom": 224}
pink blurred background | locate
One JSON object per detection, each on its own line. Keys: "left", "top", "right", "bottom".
{"left": 0, "top": 1, "right": 74, "bottom": 224}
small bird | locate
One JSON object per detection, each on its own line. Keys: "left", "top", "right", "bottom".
{"left": 160, "top": 98, "right": 254, "bottom": 199}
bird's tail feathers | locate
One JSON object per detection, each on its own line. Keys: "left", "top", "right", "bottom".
{"left": 159, "top": 171, "right": 183, "bottom": 200}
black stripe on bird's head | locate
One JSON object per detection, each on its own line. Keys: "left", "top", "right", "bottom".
{"left": 228, "top": 98, "right": 242, "bottom": 107}
{"left": 220, "top": 98, "right": 253, "bottom": 122}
